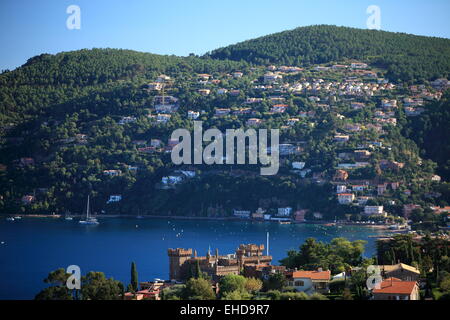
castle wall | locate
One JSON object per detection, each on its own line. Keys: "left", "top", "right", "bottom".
{"left": 168, "top": 244, "right": 272, "bottom": 281}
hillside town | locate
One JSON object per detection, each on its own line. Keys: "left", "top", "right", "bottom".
{"left": 129, "top": 63, "right": 449, "bottom": 229}
{"left": 5, "top": 60, "right": 450, "bottom": 234}
{"left": 2, "top": 0, "right": 450, "bottom": 310}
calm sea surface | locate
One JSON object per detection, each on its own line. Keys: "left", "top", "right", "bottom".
{"left": 0, "top": 217, "right": 390, "bottom": 299}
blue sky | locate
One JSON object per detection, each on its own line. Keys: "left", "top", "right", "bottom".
{"left": 0, "top": 0, "right": 449, "bottom": 71}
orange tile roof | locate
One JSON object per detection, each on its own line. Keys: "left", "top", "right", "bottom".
{"left": 373, "top": 278, "right": 417, "bottom": 295}
{"left": 291, "top": 270, "right": 331, "bottom": 280}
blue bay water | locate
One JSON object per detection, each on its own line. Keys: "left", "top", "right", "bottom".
{"left": 0, "top": 217, "right": 389, "bottom": 299}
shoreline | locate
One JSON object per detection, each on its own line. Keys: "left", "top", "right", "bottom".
{"left": 2, "top": 213, "right": 394, "bottom": 229}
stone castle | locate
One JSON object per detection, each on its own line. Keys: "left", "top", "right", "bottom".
{"left": 168, "top": 244, "right": 272, "bottom": 281}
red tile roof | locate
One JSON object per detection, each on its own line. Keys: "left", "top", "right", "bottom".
{"left": 291, "top": 270, "right": 331, "bottom": 280}
{"left": 373, "top": 278, "right": 417, "bottom": 295}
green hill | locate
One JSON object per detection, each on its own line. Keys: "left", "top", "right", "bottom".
{"left": 404, "top": 93, "right": 450, "bottom": 181}
{"left": 0, "top": 48, "right": 247, "bottom": 123}
{"left": 207, "top": 25, "right": 450, "bottom": 82}
{"left": 0, "top": 26, "right": 449, "bottom": 218}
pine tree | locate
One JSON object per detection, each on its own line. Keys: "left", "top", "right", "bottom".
{"left": 131, "top": 262, "right": 138, "bottom": 292}
{"left": 195, "top": 260, "right": 202, "bottom": 279}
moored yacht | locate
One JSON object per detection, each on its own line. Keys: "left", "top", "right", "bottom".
{"left": 79, "top": 195, "right": 99, "bottom": 225}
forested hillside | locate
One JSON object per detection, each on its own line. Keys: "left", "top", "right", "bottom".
{"left": 208, "top": 25, "right": 450, "bottom": 83}
{"left": 0, "top": 26, "right": 449, "bottom": 222}
{"left": 404, "top": 93, "right": 450, "bottom": 181}
{"left": 0, "top": 49, "right": 248, "bottom": 123}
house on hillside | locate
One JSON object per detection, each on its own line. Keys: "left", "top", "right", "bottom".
{"left": 215, "top": 108, "right": 231, "bottom": 116}
{"left": 286, "top": 270, "right": 331, "bottom": 294}
{"left": 264, "top": 72, "right": 283, "bottom": 84}
{"left": 334, "top": 135, "right": 350, "bottom": 143}
{"left": 198, "top": 89, "right": 211, "bottom": 96}
{"left": 118, "top": 116, "right": 137, "bottom": 125}
{"left": 376, "top": 263, "right": 420, "bottom": 282}
{"left": 381, "top": 99, "right": 397, "bottom": 108}
{"left": 187, "top": 111, "right": 200, "bottom": 120}
{"left": 372, "top": 278, "right": 420, "bottom": 300}
{"left": 377, "top": 183, "right": 387, "bottom": 196}
{"left": 107, "top": 195, "right": 122, "bottom": 204}
{"left": 103, "top": 170, "right": 122, "bottom": 177}
{"left": 277, "top": 207, "right": 293, "bottom": 217}
{"left": 21, "top": 195, "right": 35, "bottom": 205}
{"left": 338, "top": 193, "right": 355, "bottom": 205}
{"left": 247, "top": 118, "right": 263, "bottom": 126}
{"left": 156, "top": 114, "right": 171, "bottom": 123}
{"left": 270, "top": 104, "right": 288, "bottom": 113}
{"left": 364, "top": 206, "right": 385, "bottom": 216}
{"left": 294, "top": 210, "right": 307, "bottom": 223}
{"left": 233, "top": 72, "right": 244, "bottom": 78}
{"left": 233, "top": 210, "right": 251, "bottom": 219}
{"left": 350, "top": 62, "right": 368, "bottom": 69}
{"left": 334, "top": 170, "right": 349, "bottom": 181}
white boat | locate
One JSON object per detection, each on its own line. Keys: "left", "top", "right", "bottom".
{"left": 13, "top": 216, "right": 22, "bottom": 220}
{"left": 6, "top": 217, "right": 15, "bottom": 222}
{"left": 64, "top": 212, "right": 73, "bottom": 221}
{"left": 79, "top": 196, "right": 99, "bottom": 225}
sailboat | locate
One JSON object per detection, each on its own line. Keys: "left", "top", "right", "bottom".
{"left": 79, "top": 195, "right": 99, "bottom": 225}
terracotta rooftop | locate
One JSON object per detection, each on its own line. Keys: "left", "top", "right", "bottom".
{"left": 373, "top": 278, "right": 417, "bottom": 295}
{"left": 290, "top": 270, "right": 331, "bottom": 281}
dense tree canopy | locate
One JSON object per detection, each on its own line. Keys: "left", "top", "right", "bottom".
{"left": 280, "top": 237, "right": 367, "bottom": 274}
{"left": 404, "top": 93, "right": 450, "bottom": 180}
{"left": 208, "top": 25, "right": 450, "bottom": 83}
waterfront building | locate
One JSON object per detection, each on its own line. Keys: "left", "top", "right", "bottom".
{"left": 168, "top": 244, "right": 272, "bottom": 281}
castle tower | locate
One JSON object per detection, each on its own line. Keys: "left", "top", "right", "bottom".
{"left": 168, "top": 248, "right": 192, "bottom": 281}
{"left": 236, "top": 244, "right": 268, "bottom": 269}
